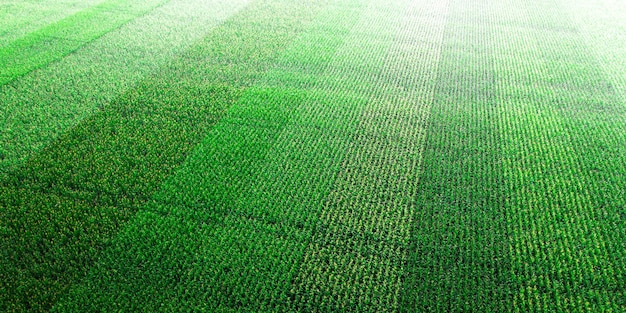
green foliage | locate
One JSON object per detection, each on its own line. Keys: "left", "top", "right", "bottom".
{"left": 2, "top": 0, "right": 626, "bottom": 312}
{"left": 1, "top": 0, "right": 338, "bottom": 311}
{"left": 0, "top": 188, "right": 129, "bottom": 313}
{"left": 0, "top": 0, "right": 169, "bottom": 86}
{"left": 495, "top": 1, "right": 626, "bottom": 310}
{"left": 0, "top": 0, "right": 102, "bottom": 46}
{"left": 0, "top": 0, "right": 250, "bottom": 177}
{"left": 10, "top": 81, "right": 241, "bottom": 203}
{"left": 53, "top": 1, "right": 369, "bottom": 306}
{"left": 400, "top": 1, "right": 512, "bottom": 311}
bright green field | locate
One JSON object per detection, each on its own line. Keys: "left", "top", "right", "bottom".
{"left": 1, "top": 0, "right": 625, "bottom": 312}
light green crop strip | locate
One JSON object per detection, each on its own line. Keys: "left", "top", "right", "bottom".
{"left": 0, "top": 0, "right": 169, "bottom": 86}
{"left": 0, "top": 0, "right": 103, "bottom": 46}
{"left": 0, "top": 0, "right": 248, "bottom": 179}
{"left": 51, "top": 0, "right": 369, "bottom": 311}
{"left": 494, "top": 0, "right": 626, "bottom": 311}
{"left": 289, "top": 0, "right": 447, "bottom": 311}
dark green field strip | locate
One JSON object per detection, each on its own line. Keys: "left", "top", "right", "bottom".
{"left": 400, "top": 0, "right": 514, "bottom": 311}
{"left": 10, "top": 81, "right": 241, "bottom": 203}
{"left": 0, "top": 81, "right": 241, "bottom": 313}
{"left": 493, "top": 1, "right": 626, "bottom": 311}
{"left": 289, "top": 1, "right": 448, "bottom": 311}
{"left": 0, "top": 0, "right": 250, "bottom": 180}
{"left": 52, "top": 1, "right": 379, "bottom": 310}
{"left": 1, "top": 1, "right": 335, "bottom": 311}
{"left": 54, "top": 106, "right": 354, "bottom": 312}
{"left": 0, "top": 187, "right": 131, "bottom": 313}
{"left": 0, "top": 0, "right": 102, "bottom": 46}
{"left": 3, "top": 0, "right": 324, "bottom": 205}
{"left": 51, "top": 209, "right": 229, "bottom": 312}
{"left": 0, "top": 0, "right": 169, "bottom": 86}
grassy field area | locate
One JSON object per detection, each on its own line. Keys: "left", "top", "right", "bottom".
{"left": 1, "top": 0, "right": 625, "bottom": 312}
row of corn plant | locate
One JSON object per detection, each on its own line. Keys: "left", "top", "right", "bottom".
{"left": 291, "top": 0, "right": 447, "bottom": 311}
{"left": 0, "top": 1, "right": 329, "bottom": 311}
{"left": 52, "top": 0, "right": 370, "bottom": 310}
{"left": 0, "top": 0, "right": 249, "bottom": 179}
{"left": 0, "top": 0, "right": 101, "bottom": 46}
{"left": 0, "top": 0, "right": 171, "bottom": 86}
{"left": 494, "top": 0, "right": 625, "bottom": 311}
{"left": 401, "top": 0, "right": 513, "bottom": 311}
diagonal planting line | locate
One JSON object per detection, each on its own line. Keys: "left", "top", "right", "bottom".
{"left": 52, "top": 0, "right": 449, "bottom": 311}
{"left": 5, "top": 0, "right": 320, "bottom": 209}
{"left": 0, "top": 0, "right": 104, "bottom": 47}
{"left": 0, "top": 0, "right": 250, "bottom": 180}
{"left": 0, "top": 0, "right": 171, "bottom": 86}
{"left": 1, "top": 0, "right": 331, "bottom": 311}
{"left": 50, "top": 1, "right": 374, "bottom": 311}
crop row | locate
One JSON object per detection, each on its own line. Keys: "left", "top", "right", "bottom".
{"left": 0, "top": 0, "right": 248, "bottom": 180}
{"left": 494, "top": 1, "right": 626, "bottom": 311}
{"left": 0, "top": 0, "right": 170, "bottom": 86}
{"left": 0, "top": 1, "right": 331, "bottom": 311}
{"left": 0, "top": 0, "right": 101, "bottom": 46}
{"left": 292, "top": 0, "right": 446, "bottom": 311}
{"left": 51, "top": 0, "right": 449, "bottom": 311}
{"left": 52, "top": 0, "right": 368, "bottom": 310}
{"left": 2, "top": 0, "right": 625, "bottom": 311}
{"left": 400, "top": 0, "right": 512, "bottom": 311}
